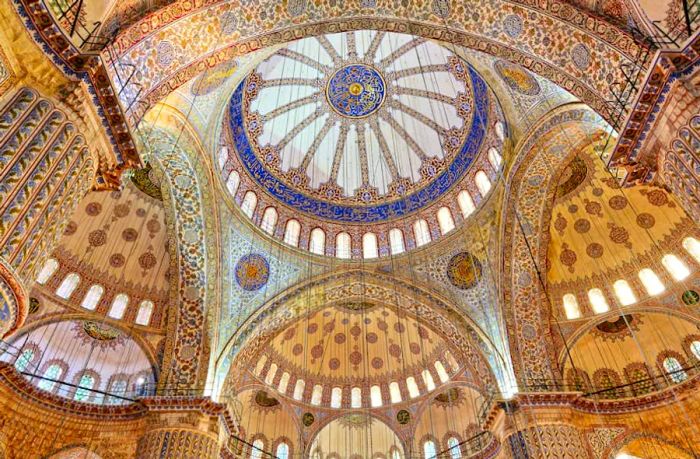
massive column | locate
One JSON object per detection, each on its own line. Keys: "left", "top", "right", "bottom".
{"left": 0, "top": 87, "right": 96, "bottom": 337}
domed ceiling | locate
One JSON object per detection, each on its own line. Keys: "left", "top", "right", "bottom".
{"left": 224, "top": 30, "right": 497, "bottom": 225}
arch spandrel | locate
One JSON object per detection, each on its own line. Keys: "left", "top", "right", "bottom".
{"left": 108, "top": 0, "right": 647, "bottom": 126}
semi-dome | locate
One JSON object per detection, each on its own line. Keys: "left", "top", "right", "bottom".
{"left": 220, "top": 31, "right": 504, "bottom": 258}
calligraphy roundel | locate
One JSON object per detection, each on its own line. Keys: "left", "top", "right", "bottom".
{"left": 235, "top": 253, "right": 270, "bottom": 291}
{"left": 446, "top": 251, "right": 483, "bottom": 290}
{"left": 326, "top": 64, "right": 386, "bottom": 118}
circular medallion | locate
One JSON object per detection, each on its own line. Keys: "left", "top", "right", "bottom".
{"left": 446, "top": 252, "right": 483, "bottom": 290}
{"left": 682, "top": 290, "right": 700, "bottom": 306}
{"left": 235, "top": 253, "right": 270, "bottom": 291}
{"left": 326, "top": 64, "right": 386, "bottom": 118}
{"left": 302, "top": 412, "right": 315, "bottom": 427}
{"left": 396, "top": 410, "right": 411, "bottom": 424}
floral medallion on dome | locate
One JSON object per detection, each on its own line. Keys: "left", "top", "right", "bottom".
{"left": 446, "top": 252, "right": 483, "bottom": 290}
{"left": 74, "top": 321, "right": 125, "bottom": 350}
{"left": 326, "top": 64, "right": 386, "bottom": 118}
{"left": 494, "top": 60, "right": 541, "bottom": 96}
{"left": 592, "top": 315, "right": 640, "bottom": 342}
{"left": 235, "top": 253, "right": 270, "bottom": 291}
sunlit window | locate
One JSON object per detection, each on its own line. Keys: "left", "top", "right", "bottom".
{"left": 488, "top": 147, "right": 502, "bottom": 169}
{"left": 226, "top": 171, "right": 240, "bottom": 195}
{"left": 475, "top": 171, "right": 491, "bottom": 197}
{"left": 218, "top": 146, "right": 228, "bottom": 169}
{"left": 293, "top": 379, "right": 305, "bottom": 400}
{"left": 260, "top": 207, "right": 278, "bottom": 235}
{"left": 690, "top": 341, "right": 700, "bottom": 360}
{"left": 495, "top": 122, "right": 505, "bottom": 141}
{"left": 81, "top": 285, "right": 104, "bottom": 311}
{"left": 413, "top": 219, "right": 431, "bottom": 247}
{"left": 56, "top": 273, "right": 80, "bottom": 299}
{"left": 447, "top": 437, "right": 462, "bottom": 459}
{"left": 422, "top": 369, "right": 436, "bottom": 391}
{"left": 336, "top": 232, "right": 351, "bottom": 259}
{"left": 638, "top": 268, "right": 665, "bottom": 295}
{"left": 587, "top": 289, "right": 610, "bottom": 314}
{"left": 135, "top": 300, "right": 154, "bottom": 326}
{"left": 613, "top": 280, "right": 637, "bottom": 306}
{"left": 434, "top": 361, "right": 449, "bottom": 383}
{"left": 562, "top": 293, "right": 581, "bottom": 319}
{"left": 284, "top": 220, "right": 301, "bottom": 247}
{"left": 36, "top": 258, "right": 59, "bottom": 284}
{"left": 351, "top": 387, "right": 362, "bottom": 408}
{"left": 278, "top": 372, "right": 290, "bottom": 394}
{"left": 330, "top": 387, "right": 342, "bottom": 408}
{"left": 254, "top": 355, "right": 267, "bottom": 376}
{"left": 74, "top": 374, "right": 95, "bottom": 402}
{"left": 457, "top": 190, "right": 475, "bottom": 218}
{"left": 309, "top": 228, "right": 326, "bottom": 255}
{"left": 682, "top": 236, "right": 700, "bottom": 263}
{"left": 311, "top": 384, "right": 323, "bottom": 405}
{"left": 406, "top": 376, "right": 420, "bottom": 398}
{"left": 663, "top": 357, "right": 687, "bottom": 383}
{"left": 14, "top": 349, "right": 34, "bottom": 373}
{"left": 389, "top": 381, "right": 402, "bottom": 403}
{"left": 363, "top": 232, "right": 379, "bottom": 259}
{"left": 437, "top": 207, "right": 455, "bottom": 234}
{"left": 370, "top": 385, "right": 382, "bottom": 407}
{"left": 107, "top": 379, "right": 127, "bottom": 404}
{"left": 241, "top": 191, "right": 257, "bottom": 218}
{"left": 661, "top": 254, "right": 690, "bottom": 281}
{"left": 108, "top": 294, "right": 129, "bottom": 319}
{"left": 423, "top": 440, "right": 437, "bottom": 459}
{"left": 276, "top": 443, "right": 289, "bottom": 459}
{"left": 251, "top": 439, "right": 264, "bottom": 459}
{"left": 264, "top": 363, "right": 277, "bottom": 385}
{"left": 38, "top": 363, "right": 63, "bottom": 392}
{"left": 389, "top": 229, "right": 405, "bottom": 255}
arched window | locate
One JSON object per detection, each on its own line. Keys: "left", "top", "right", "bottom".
{"left": 293, "top": 379, "right": 305, "bottom": 400}
{"left": 406, "top": 376, "right": 420, "bottom": 398}
{"left": 392, "top": 448, "right": 402, "bottom": 459}
{"left": 663, "top": 357, "right": 687, "bottom": 383}
{"left": 14, "top": 349, "right": 34, "bottom": 372}
{"left": 423, "top": 440, "right": 437, "bottom": 459}
{"left": 241, "top": 191, "right": 257, "bottom": 218}
{"left": 74, "top": 373, "right": 96, "bottom": 402}
{"left": 107, "top": 379, "right": 127, "bottom": 404}
{"left": 351, "top": 387, "right": 362, "bottom": 408}
{"left": 311, "top": 384, "right": 323, "bottom": 405}
{"left": 218, "top": 146, "right": 228, "bottom": 170}
{"left": 330, "top": 387, "right": 342, "bottom": 408}
{"left": 278, "top": 372, "right": 290, "bottom": 394}
{"left": 264, "top": 363, "right": 277, "bottom": 385}
{"left": 81, "top": 285, "right": 103, "bottom": 310}
{"left": 475, "top": 171, "right": 491, "bottom": 197}
{"left": 389, "top": 381, "right": 402, "bottom": 403}
{"left": 363, "top": 232, "right": 379, "bottom": 259}
{"left": 226, "top": 170, "right": 240, "bottom": 195}
{"left": 284, "top": 219, "right": 301, "bottom": 247}
{"left": 370, "top": 385, "right": 382, "bottom": 407}
{"left": 587, "top": 288, "right": 610, "bottom": 314}
{"left": 562, "top": 293, "right": 581, "bottom": 319}
{"left": 638, "top": 268, "right": 665, "bottom": 295}
{"left": 336, "top": 232, "right": 351, "bottom": 258}
{"left": 254, "top": 355, "right": 267, "bottom": 376}
{"left": 251, "top": 439, "right": 264, "bottom": 459}
{"left": 421, "top": 369, "right": 436, "bottom": 391}
{"left": 457, "top": 190, "right": 475, "bottom": 218}
{"left": 690, "top": 341, "right": 700, "bottom": 360}
{"left": 260, "top": 207, "right": 278, "bottom": 235}
{"left": 447, "top": 437, "right": 462, "bottom": 459}
{"left": 389, "top": 229, "right": 405, "bottom": 255}
{"left": 108, "top": 294, "right": 129, "bottom": 319}
{"left": 56, "top": 273, "right": 80, "bottom": 299}
{"left": 437, "top": 207, "right": 455, "bottom": 234}
{"left": 682, "top": 236, "right": 700, "bottom": 263}
{"left": 613, "top": 280, "right": 637, "bottom": 306}
{"left": 38, "top": 363, "right": 64, "bottom": 392}
{"left": 495, "top": 122, "right": 505, "bottom": 141}
{"left": 309, "top": 228, "right": 326, "bottom": 255}
{"left": 36, "top": 258, "right": 58, "bottom": 284}
{"left": 135, "top": 300, "right": 154, "bottom": 326}
{"left": 488, "top": 147, "right": 502, "bottom": 169}
{"left": 276, "top": 443, "right": 289, "bottom": 459}
{"left": 413, "top": 219, "right": 431, "bottom": 247}
{"left": 434, "top": 361, "right": 449, "bottom": 383}
{"left": 661, "top": 254, "right": 690, "bottom": 281}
